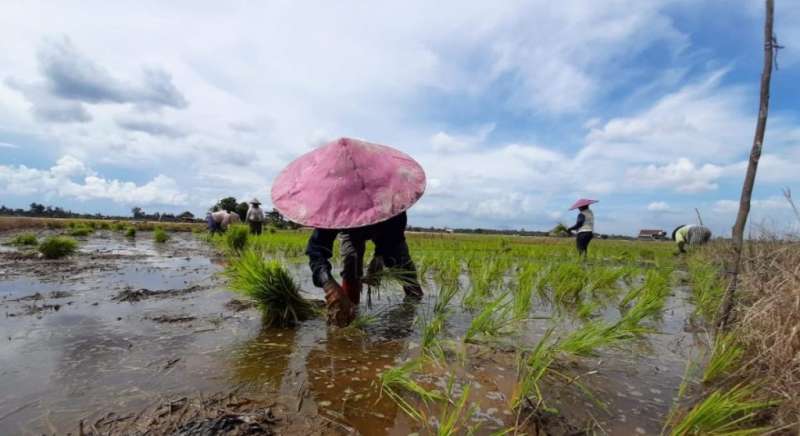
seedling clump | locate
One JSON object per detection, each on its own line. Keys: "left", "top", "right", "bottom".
{"left": 38, "top": 236, "right": 78, "bottom": 259}
{"left": 153, "top": 227, "right": 169, "bottom": 243}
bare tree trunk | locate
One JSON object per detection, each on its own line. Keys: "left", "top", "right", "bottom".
{"left": 717, "top": 0, "right": 776, "bottom": 331}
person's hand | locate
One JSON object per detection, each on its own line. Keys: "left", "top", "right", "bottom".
{"left": 323, "top": 280, "right": 355, "bottom": 327}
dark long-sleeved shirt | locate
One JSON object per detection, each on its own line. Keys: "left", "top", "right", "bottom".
{"left": 567, "top": 213, "right": 585, "bottom": 233}
{"left": 305, "top": 212, "right": 408, "bottom": 287}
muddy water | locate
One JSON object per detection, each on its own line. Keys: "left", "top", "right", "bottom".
{"left": 1, "top": 231, "right": 704, "bottom": 435}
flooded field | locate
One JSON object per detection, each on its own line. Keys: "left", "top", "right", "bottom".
{"left": 1, "top": 229, "right": 708, "bottom": 435}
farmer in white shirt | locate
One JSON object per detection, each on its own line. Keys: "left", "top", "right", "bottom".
{"left": 246, "top": 198, "right": 265, "bottom": 235}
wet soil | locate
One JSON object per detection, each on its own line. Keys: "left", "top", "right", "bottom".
{"left": 0, "top": 231, "right": 705, "bottom": 435}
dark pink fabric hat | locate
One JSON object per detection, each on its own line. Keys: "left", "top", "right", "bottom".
{"left": 569, "top": 198, "right": 598, "bottom": 210}
{"left": 271, "top": 137, "right": 426, "bottom": 229}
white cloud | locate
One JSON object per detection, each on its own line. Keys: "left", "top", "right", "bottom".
{"left": 0, "top": 142, "right": 19, "bottom": 149}
{"left": 0, "top": 156, "right": 187, "bottom": 206}
{"left": 647, "top": 201, "right": 670, "bottom": 211}
{"left": 626, "top": 158, "right": 723, "bottom": 193}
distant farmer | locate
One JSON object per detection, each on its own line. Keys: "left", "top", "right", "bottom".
{"left": 672, "top": 224, "right": 712, "bottom": 254}
{"left": 271, "top": 137, "right": 427, "bottom": 327}
{"left": 207, "top": 210, "right": 240, "bottom": 235}
{"left": 567, "top": 198, "right": 597, "bottom": 257}
{"left": 246, "top": 198, "right": 265, "bottom": 235}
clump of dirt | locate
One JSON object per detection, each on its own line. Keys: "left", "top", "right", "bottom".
{"left": 84, "top": 393, "right": 283, "bottom": 435}
{"left": 113, "top": 285, "right": 204, "bottom": 302}
{"left": 20, "top": 303, "right": 62, "bottom": 316}
{"left": 147, "top": 314, "right": 196, "bottom": 323}
{"left": 225, "top": 298, "right": 257, "bottom": 312}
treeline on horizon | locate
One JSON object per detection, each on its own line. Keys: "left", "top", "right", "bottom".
{"left": 2, "top": 201, "right": 639, "bottom": 239}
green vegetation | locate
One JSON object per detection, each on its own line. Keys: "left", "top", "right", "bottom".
{"left": 9, "top": 232, "right": 38, "bottom": 246}
{"left": 153, "top": 227, "right": 169, "bottom": 243}
{"left": 38, "top": 236, "right": 78, "bottom": 259}
{"left": 225, "top": 249, "right": 318, "bottom": 326}
{"left": 125, "top": 227, "right": 136, "bottom": 238}
{"left": 703, "top": 333, "right": 744, "bottom": 384}
{"left": 669, "top": 384, "right": 776, "bottom": 435}
{"left": 224, "top": 224, "right": 249, "bottom": 252}
{"left": 68, "top": 225, "right": 93, "bottom": 237}
{"left": 687, "top": 256, "right": 725, "bottom": 321}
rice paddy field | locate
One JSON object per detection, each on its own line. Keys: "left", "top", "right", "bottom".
{"left": 0, "top": 218, "right": 784, "bottom": 435}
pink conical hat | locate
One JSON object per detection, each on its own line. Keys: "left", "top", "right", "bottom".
{"left": 271, "top": 137, "right": 426, "bottom": 229}
{"left": 569, "top": 198, "right": 598, "bottom": 210}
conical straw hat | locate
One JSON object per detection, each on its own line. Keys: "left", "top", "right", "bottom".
{"left": 569, "top": 198, "right": 598, "bottom": 210}
{"left": 271, "top": 137, "right": 426, "bottom": 229}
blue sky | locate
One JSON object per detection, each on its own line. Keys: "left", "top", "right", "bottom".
{"left": 1, "top": 0, "right": 799, "bottom": 235}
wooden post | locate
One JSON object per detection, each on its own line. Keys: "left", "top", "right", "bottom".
{"left": 717, "top": 0, "right": 776, "bottom": 331}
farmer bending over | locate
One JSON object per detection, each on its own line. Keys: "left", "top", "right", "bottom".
{"left": 672, "top": 224, "right": 711, "bottom": 254}
{"left": 271, "top": 137, "right": 427, "bottom": 327}
{"left": 207, "top": 210, "right": 240, "bottom": 235}
{"left": 567, "top": 198, "right": 597, "bottom": 257}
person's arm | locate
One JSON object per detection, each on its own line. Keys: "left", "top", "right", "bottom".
{"left": 567, "top": 213, "right": 585, "bottom": 232}
{"left": 305, "top": 229, "right": 339, "bottom": 287}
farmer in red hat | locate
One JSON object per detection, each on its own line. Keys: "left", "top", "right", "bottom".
{"left": 271, "top": 137, "right": 427, "bottom": 327}
{"left": 567, "top": 198, "right": 597, "bottom": 257}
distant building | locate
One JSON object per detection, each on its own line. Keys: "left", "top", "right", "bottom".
{"left": 638, "top": 229, "right": 667, "bottom": 240}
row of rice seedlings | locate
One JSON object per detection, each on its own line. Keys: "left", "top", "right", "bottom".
{"left": 668, "top": 384, "right": 777, "bottom": 435}
{"left": 702, "top": 332, "right": 744, "bottom": 384}
{"left": 224, "top": 249, "right": 318, "bottom": 326}
{"left": 687, "top": 256, "right": 726, "bottom": 322}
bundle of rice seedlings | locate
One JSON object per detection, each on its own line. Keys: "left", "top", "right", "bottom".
{"left": 669, "top": 384, "right": 777, "bottom": 435}
{"left": 38, "top": 236, "right": 78, "bottom": 259}
{"left": 702, "top": 333, "right": 744, "bottom": 384}
{"left": 225, "top": 249, "right": 317, "bottom": 327}
{"left": 687, "top": 256, "right": 725, "bottom": 322}
{"left": 436, "top": 379, "right": 475, "bottom": 436}
{"left": 512, "top": 264, "right": 539, "bottom": 320}
{"left": 125, "top": 227, "right": 136, "bottom": 238}
{"left": 9, "top": 232, "right": 38, "bottom": 246}
{"left": 68, "top": 225, "right": 93, "bottom": 237}
{"left": 558, "top": 320, "right": 639, "bottom": 357}
{"left": 153, "top": 227, "right": 169, "bottom": 243}
{"left": 224, "top": 224, "right": 249, "bottom": 253}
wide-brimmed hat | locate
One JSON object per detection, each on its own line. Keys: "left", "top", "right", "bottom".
{"left": 569, "top": 198, "right": 598, "bottom": 210}
{"left": 250, "top": 198, "right": 261, "bottom": 205}
{"left": 271, "top": 137, "right": 426, "bottom": 229}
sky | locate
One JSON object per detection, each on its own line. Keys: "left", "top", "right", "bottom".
{"left": 1, "top": 0, "right": 799, "bottom": 236}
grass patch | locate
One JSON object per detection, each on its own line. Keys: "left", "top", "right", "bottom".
{"left": 225, "top": 249, "right": 317, "bottom": 327}
{"left": 125, "top": 227, "right": 136, "bottom": 238}
{"left": 38, "top": 236, "right": 78, "bottom": 259}
{"left": 68, "top": 226, "right": 93, "bottom": 237}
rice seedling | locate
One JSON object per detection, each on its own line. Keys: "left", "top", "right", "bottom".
{"left": 464, "top": 290, "right": 514, "bottom": 342}
{"left": 687, "top": 257, "right": 725, "bottom": 322}
{"left": 111, "top": 222, "right": 126, "bottom": 232}
{"left": 558, "top": 320, "right": 640, "bottom": 357}
{"left": 224, "top": 224, "right": 249, "bottom": 253}
{"left": 669, "top": 384, "right": 777, "bottom": 435}
{"left": 347, "top": 313, "right": 377, "bottom": 331}
{"left": 225, "top": 249, "right": 318, "bottom": 326}
{"left": 436, "top": 377, "right": 476, "bottom": 436}
{"left": 463, "top": 258, "right": 508, "bottom": 309}
{"left": 125, "top": 227, "right": 136, "bottom": 238}
{"left": 702, "top": 333, "right": 744, "bottom": 384}
{"left": 512, "top": 263, "right": 540, "bottom": 320}
{"left": 9, "top": 232, "right": 38, "bottom": 246}
{"left": 512, "top": 328, "right": 556, "bottom": 409}
{"left": 153, "top": 227, "right": 169, "bottom": 243}
{"left": 545, "top": 262, "right": 588, "bottom": 304}
{"left": 38, "top": 236, "right": 78, "bottom": 259}
{"left": 379, "top": 358, "right": 445, "bottom": 423}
